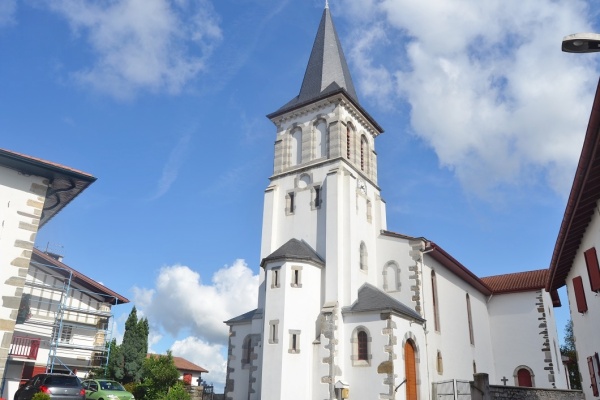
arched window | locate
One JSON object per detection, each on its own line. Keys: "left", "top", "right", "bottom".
{"left": 351, "top": 327, "right": 371, "bottom": 366}
{"left": 360, "top": 242, "right": 368, "bottom": 271}
{"left": 242, "top": 335, "right": 253, "bottom": 366}
{"left": 514, "top": 366, "right": 535, "bottom": 387}
{"left": 360, "top": 135, "right": 368, "bottom": 172}
{"left": 383, "top": 261, "right": 400, "bottom": 292}
{"left": 431, "top": 271, "right": 440, "bottom": 332}
{"left": 315, "top": 120, "right": 327, "bottom": 159}
{"left": 290, "top": 127, "right": 302, "bottom": 166}
{"left": 436, "top": 351, "right": 443, "bottom": 374}
{"left": 466, "top": 293, "right": 474, "bottom": 345}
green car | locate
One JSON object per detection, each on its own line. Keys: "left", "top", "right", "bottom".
{"left": 81, "top": 379, "right": 134, "bottom": 400}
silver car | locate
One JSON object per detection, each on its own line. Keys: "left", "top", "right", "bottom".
{"left": 14, "top": 373, "right": 85, "bottom": 400}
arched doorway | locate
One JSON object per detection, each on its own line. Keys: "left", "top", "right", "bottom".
{"left": 404, "top": 340, "right": 417, "bottom": 400}
{"left": 517, "top": 368, "right": 533, "bottom": 387}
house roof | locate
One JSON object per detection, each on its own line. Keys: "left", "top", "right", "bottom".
{"left": 30, "top": 248, "right": 129, "bottom": 305}
{"left": 0, "top": 148, "right": 96, "bottom": 228}
{"left": 481, "top": 269, "right": 548, "bottom": 294}
{"left": 547, "top": 78, "right": 600, "bottom": 292}
{"left": 381, "top": 230, "right": 493, "bottom": 295}
{"left": 173, "top": 356, "right": 208, "bottom": 373}
{"left": 266, "top": 7, "right": 383, "bottom": 133}
{"left": 343, "top": 283, "right": 425, "bottom": 323}
{"left": 261, "top": 238, "right": 324, "bottom": 268}
{"left": 224, "top": 308, "right": 258, "bottom": 325}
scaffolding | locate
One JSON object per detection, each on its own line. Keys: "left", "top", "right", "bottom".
{"left": 16, "top": 258, "right": 119, "bottom": 374}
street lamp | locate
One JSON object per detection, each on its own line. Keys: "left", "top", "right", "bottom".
{"left": 562, "top": 33, "right": 600, "bottom": 53}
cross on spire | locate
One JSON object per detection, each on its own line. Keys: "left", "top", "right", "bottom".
{"left": 325, "top": 0, "right": 329, "bottom": 9}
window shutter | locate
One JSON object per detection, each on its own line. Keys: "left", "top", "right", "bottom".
{"left": 589, "top": 356, "right": 599, "bottom": 397}
{"left": 584, "top": 247, "right": 600, "bottom": 292}
{"left": 573, "top": 276, "right": 588, "bottom": 313}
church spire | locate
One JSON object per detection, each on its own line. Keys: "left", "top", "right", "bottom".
{"left": 270, "top": 6, "right": 360, "bottom": 116}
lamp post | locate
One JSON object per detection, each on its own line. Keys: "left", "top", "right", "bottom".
{"left": 562, "top": 33, "right": 600, "bottom": 53}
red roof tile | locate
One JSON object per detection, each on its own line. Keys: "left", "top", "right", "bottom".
{"left": 173, "top": 356, "right": 208, "bottom": 373}
{"left": 482, "top": 269, "right": 548, "bottom": 294}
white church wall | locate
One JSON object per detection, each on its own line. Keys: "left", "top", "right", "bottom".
{"left": 260, "top": 260, "right": 322, "bottom": 400}
{"left": 565, "top": 201, "right": 600, "bottom": 400}
{"left": 488, "top": 291, "right": 559, "bottom": 388}
{"left": 422, "top": 257, "right": 496, "bottom": 383}
{"left": 225, "top": 321, "right": 253, "bottom": 400}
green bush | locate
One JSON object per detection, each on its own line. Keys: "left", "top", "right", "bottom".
{"left": 165, "top": 382, "right": 191, "bottom": 400}
{"left": 32, "top": 393, "right": 51, "bottom": 400}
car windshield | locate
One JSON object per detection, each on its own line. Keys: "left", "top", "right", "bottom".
{"left": 44, "top": 376, "right": 80, "bottom": 387}
{"left": 99, "top": 381, "right": 125, "bottom": 391}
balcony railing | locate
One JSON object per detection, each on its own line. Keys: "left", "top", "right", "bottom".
{"left": 9, "top": 336, "right": 40, "bottom": 360}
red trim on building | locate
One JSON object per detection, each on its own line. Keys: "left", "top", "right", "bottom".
{"left": 584, "top": 247, "right": 600, "bottom": 292}
{"left": 573, "top": 276, "right": 588, "bottom": 313}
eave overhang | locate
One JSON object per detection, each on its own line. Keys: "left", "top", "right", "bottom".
{"left": 547, "top": 77, "right": 600, "bottom": 292}
{"left": 0, "top": 148, "right": 96, "bottom": 228}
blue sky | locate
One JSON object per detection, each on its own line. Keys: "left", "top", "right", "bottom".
{"left": 2, "top": 0, "right": 600, "bottom": 389}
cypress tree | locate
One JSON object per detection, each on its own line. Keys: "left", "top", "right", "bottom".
{"left": 121, "top": 307, "right": 149, "bottom": 384}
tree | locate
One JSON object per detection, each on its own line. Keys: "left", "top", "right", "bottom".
{"left": 140, "top": 351, "right": 183, "bottom": 400}
{"left": 106, "top": 338, "right": 124, "bottom": 381}
{"left": 560, "top": 319, "right": 581, "bottom": 390}
{"left": 120, "top": 307, "right": 149, "bottom": 384}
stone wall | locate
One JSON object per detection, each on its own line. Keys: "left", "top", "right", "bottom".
{"left": 471, "top": 373, "right": 584, "bottom": 400}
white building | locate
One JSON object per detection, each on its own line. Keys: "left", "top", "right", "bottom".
{"left": 0, "top": 147, "right": 95, "bottom": 396}
{"left": 225, "top": 5, "right": 567, "bottom": 400}
{"left": 547, "top": 79, "right": 600, "bottom": 399}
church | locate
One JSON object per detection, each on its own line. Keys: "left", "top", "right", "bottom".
{"left": 224, "top": 5, "right": 567, "bottom": 400}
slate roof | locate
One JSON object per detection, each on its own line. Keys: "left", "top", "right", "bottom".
{"left": 266, "top": 7, "right": 383, "bottom": 133}
{"left": 173, "top": 356, "right": 208, "bottom": 373}
{"left": 0, "top": 147, "right": 96, "bottom": 228}
{"left": 481, "top": 269, "right": 548, "bottom": 294}
{"left": 224, "top": 308, "right": 257, "bottom": 325}
{"left": 547, "top": 77, "right": 600, "bottom": 292}
{"left": 343, "top": 283, "right": 425, "bottom": 322}
{"left": 261, "top": 238, "right": 324, "bottom": 268}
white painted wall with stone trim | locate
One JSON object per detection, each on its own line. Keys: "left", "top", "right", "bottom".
{"left": 565, "top": 201, "right": 600, "bottom": 400}
{"left": 0, "top": 165, "right": 48, "bottom": 398}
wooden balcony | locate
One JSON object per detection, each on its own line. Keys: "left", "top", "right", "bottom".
{"left": 9, "top": 336, "right": 40, "bottom": 360}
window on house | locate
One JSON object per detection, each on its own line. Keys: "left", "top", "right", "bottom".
{"left": 52, "top": 324, "right": 73, "bottom": 344}
{"left": 271, "top": 268, "right": 280, "bottom": 288}
{"left": 584, "top": 247, "right": 600, "bottom": 292}
{"left": 589, "top": 356, "right": 600, "bottom": 396}
{"left": 573, "top": 276, "right": 588, "bottom": 313}
{"left": 360, "top": 242, "right": 368, "bottom": 271}
{"left": 242, "top": 336, "right": 253, "bottom": 366}
{"left": 291, "top": 266, "right": 302, "bottom": 288}
{"left": 288, "top": 330, "right": 300, "bottom": 353}
{"left": 286, "top": 192, "right": 295, "bottom": 215}
{"left": 290, "top": 128, "right": 302, "bottom": 166}
{"left": 383, "top": 261, "right": 400, "bottom": 292}
{"left": 466, "top": 294, "right": 474, "bottom": 345}
{"left": 269, "top": 320, "right": 279, "bottom": 344}
{"left": 314, "top": 186, "right": 321, "bottom": 208}
{"left": 436, "top": 351, "right": 443, "bottom": 374}
{"left": 432, "top": 271, "right": 440, "bottom": 332}
{"left": 352, "top": 327, "right": 371, "bottom": 366}
{"left": 315, "top": 120, "right": 327, "bottom": 159}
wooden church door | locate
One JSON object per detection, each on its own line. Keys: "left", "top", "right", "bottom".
{"left": 404, "top": 340, "right": 417, "bottom": 400}
{"left": 517, "top": 368, "right": 533, "bottom": 387}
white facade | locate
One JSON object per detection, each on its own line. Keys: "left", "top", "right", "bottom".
{"left": 225, "top": 6, "right": 567, "bottom": 400}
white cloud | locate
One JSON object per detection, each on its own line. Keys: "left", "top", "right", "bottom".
{"left": 340, "top": 0, "right": 599, "bottom": 198}
{"left": 171, "top": 336, "right": 226, "bottom": 390}
{"left": 133, "top": 259, "right": 259, "bottom": 344}
{"left": 45, "top": 0, "right": 222, "bottom": 99}
{"left": 0, "top": 0, "right": 16, "bottom": 27}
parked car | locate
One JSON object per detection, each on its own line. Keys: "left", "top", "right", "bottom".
{"left": 14, "top": 373, "right": 85, "bottom": 400}
{"left": 81, "top": 379, "right": 135, "bottom": 400}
